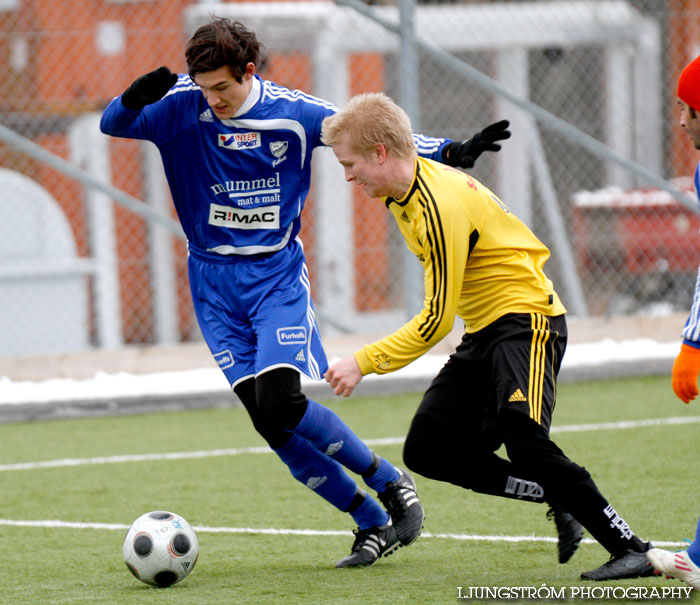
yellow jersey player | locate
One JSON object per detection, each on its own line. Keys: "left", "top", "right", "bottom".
{"left": 321, "top": 92, "right": 654, "bottom": 580}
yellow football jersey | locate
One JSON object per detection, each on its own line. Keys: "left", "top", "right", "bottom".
{"left": 355, "top": 157, "right": 566, "bottom": 376}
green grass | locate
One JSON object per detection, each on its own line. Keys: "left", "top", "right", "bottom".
{"left": 0, "top": 375, "right": 698, "bottom": 604}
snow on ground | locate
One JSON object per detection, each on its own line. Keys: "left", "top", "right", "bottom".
{"left": 0, "top": 339, "right": 681, "bottom": 405}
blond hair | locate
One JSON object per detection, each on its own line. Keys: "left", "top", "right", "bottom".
{"left": 321, "top": 92, "right": 416, "bottom": 159}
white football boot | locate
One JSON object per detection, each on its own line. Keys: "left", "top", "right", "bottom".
{"left": 647, "top": 548, "right": 700, "bottom": 590}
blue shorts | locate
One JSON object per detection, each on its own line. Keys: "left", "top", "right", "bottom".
{"left": 188, "top": 239, "right": 328, "bottom": 388}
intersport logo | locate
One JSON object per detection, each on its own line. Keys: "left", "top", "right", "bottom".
{"left": 218, "top": 132, "right": 261, "bottom": 150}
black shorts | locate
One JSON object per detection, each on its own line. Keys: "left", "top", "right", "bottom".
{"left": 414, "top": 313, "right": 567, "bottom": 437}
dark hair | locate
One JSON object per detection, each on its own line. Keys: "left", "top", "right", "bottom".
{"left": 185, "top": 17, "right": 262, "bottom": 82}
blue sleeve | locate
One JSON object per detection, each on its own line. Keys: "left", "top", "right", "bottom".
{"left": 100, "top": 93, "right": 180, "bottom": 145}
{"left": 682, "top": 266, "right": 700, "bottom": 345}
{"left": 413, "top": 134, "right": 452, "bottom": 162}
{"left": 683, "top": 337, "right": 700, "bottom": 349}
{"left": 100, "top": 74, "right": 189, "bottom": 144}
{"left": 682, "top": 162, "right": 700, "bottom": 346}
{"left": 100, "top": 96, "right": 147, "bottom": 139}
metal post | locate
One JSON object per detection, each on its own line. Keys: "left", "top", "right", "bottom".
{"left": 530, "top": 127, "right": 588, "bottom": 317}
{"left": 495, "top": 49, "right": 533, "bottom": 227}
{"left": 399, "top": 0, "right": 424, "bottom": 319}
{"left": 605, "top": 45, "right": 633, "bottom": 191}
{"left": 142, "top": 141, "right": 178, "bottom": 344}
{"left": 68, "top": 114, "right": 124, "bottom": 348}
{"left": 312, "top": 26, "right": 355, "bottom": 333}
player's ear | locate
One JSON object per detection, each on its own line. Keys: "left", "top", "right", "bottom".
{"left": 374, "top": 144, "right": 387, "bottom": 164}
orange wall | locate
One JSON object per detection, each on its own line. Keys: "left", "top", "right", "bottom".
{"left": 349, "top": 53, "right": 390, "bottom": 311}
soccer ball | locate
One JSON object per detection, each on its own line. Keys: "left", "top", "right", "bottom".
{"left": 122, "top": 511, "right": 199, "bottom": 587}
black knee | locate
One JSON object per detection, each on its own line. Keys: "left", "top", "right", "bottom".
{"left": 234, "top": 377, "right": 290, "bottom": 449}
{"left": 256, "top": 368, "right": 308, "bottom": 430}
{"left": 500, "top": 409, "right": 590, "bottom": 487}
{"left": 405, "top": 414, "right": 510, "bottom": 492}
{"left": 403, "top": 414, "right": 444, "bottom": 480}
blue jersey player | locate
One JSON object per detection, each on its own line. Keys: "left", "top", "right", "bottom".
{"left": 100, "top": 17, "right": 510, "bottom": 567}
{"left": 647, "top": 53, "right": 700, "bottom": 591}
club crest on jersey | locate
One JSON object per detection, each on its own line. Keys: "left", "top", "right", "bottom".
{"left": 270, "top": 140, "right": 288, "bottom": 167}
{"left": 218, "top": 132, "right": 261, "bottom": 150}
{"left": 277, "top": 326, "right": 307, "bottom": 346}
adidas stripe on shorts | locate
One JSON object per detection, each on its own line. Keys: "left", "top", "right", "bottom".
{"left": 416, "top": 313, "right": 566, "bottom": 435}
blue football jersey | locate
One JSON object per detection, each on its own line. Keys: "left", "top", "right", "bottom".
{"left": 100, "top": 74, "right": 449, "bottom": 258}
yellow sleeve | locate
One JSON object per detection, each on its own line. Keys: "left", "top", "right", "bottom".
{"left": 355, "top": 193, "right": 471, "bottom": 375}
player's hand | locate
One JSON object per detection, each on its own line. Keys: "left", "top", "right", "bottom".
{"left": 441, "top": 120, "right": 511, "bottom": 169}
{"left": 121, "top": 67, "right": 178, "bottom": 110}
{"left": 671, "top": 343, "right": 700, "bottom": 403}
{"left": 325, "top": 355, "right": 363, "bottom": 397}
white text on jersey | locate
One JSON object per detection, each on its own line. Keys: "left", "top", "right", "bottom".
{"left": 209, "top": 173, "right": 281, "bottom": 198}
{"left": 209, "top": 204, "right": 280, "bottom": 230}
{"left": 218, "top": 132, "right": 261, "bottom": 150}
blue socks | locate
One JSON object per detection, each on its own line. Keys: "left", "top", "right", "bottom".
{"left": 274, "top": 433, "right": 388, "bottom": 528}
{"left": 274, "top": 433, "right": 356, "bottom": 512}
{"left": 294, "top": 399, "right": 399, "bottom": 489}
{"left": 274, "top": 399, "right": 403, "bottom": 528}
{"left": 294, "top": 399, "right": 373, "bottom": 473}
{"left": 351, "top": 491, "right": 390, "bottom": 530}
{"left": 364, "top": 456, "right": 400, "bottom": 493}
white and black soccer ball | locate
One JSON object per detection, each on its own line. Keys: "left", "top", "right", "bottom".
{"left": 122, "top": 511, "right": 199, "bottom": 587}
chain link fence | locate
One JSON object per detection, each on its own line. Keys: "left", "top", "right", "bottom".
{"left": 0, "top": 0, "right": 697, "bottom": 357}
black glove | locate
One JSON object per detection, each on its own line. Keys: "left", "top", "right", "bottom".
{"left": 441, "top": 120, "right": 511, "bottom": 169}
{"left": 121, "top": 66, "right": 178, "bottom": 110}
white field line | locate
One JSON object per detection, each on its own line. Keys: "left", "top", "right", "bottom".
{"left": 0, "top": 416, "right": 698, "bottom": 473}
{"left": 550, "top": 415, "right": 700, "bottom": 433}
{"left": 0, "top": 518, "right": 688, "bottom": 548}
